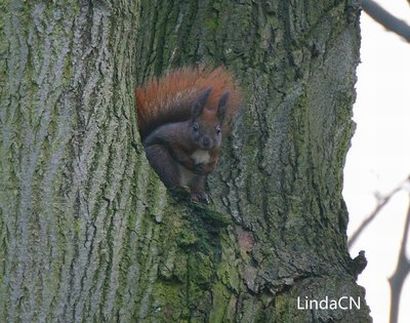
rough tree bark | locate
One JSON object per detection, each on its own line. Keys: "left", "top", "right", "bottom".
{"left": 0, "top": 0, "right": 371, "bottom": 322}
{"left": 0, "top": 1, "right": 141, "bottom": 321}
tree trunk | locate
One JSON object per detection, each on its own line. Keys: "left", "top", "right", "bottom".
{"left": 0, "top": 0, "right": 371, "bottom": 322}
{"left": 0, "top": 1, "right": 141, "bottom": 321}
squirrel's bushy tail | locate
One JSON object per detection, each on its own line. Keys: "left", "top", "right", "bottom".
{"left": 135, "top": 66, "right": 241, "bottom": 140}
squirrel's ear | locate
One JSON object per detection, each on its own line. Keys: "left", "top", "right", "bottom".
{"left": 192, "top": 87, "right": 212, "bottom": 118}
{"left": 217, "top": 92, "right": 229, "bottom": 122}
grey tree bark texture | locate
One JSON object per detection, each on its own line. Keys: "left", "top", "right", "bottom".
{"left": 0, "top": 1, "right": 372, "bottom": 323}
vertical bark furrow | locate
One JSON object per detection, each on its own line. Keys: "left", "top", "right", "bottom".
{"left": 38, "top": 80, "right": 76, "bottom": 323}
{"left": 3, "top": 1, "right": 31, "bottom": 318}
{"left": 136, "top": 225, "right": 160, "bottom": 321}
{"left": 118, "top": 158, "right": 154, "bottom": 321}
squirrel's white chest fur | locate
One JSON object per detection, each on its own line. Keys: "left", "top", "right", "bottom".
{"left": 191, "top": 150, "right": 210, "bottom": 164}
{"left": 178, "top": 150, "right": 211, "bottom": 187}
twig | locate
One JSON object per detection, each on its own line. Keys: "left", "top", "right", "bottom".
{"left": 362, "top": 0, "right": 410, "bottom": 42}
{"left": 388, "top": 196, "right": 410, "bottom": 323}
{"left": 348, "top": 176, "right": 410, "bottom": 249}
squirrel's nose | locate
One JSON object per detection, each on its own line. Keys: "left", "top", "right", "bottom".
{"left": 202, "top": 137, "right": 211, "bottom": 148}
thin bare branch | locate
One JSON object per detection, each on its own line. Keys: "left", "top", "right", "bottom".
{"left": 362, "top": 0, "right": 410, "bottom": 42}
{"left": 348, "top": 176, "right": 410, "bottom": 249}
{"left": 388, "top": 195, "right": 410, "bottom": 323}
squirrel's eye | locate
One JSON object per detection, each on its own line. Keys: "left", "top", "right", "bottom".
{"left": 192, "top": 123, "right": 199, "bottom": 131}
{"left": 216, "top": 126, "right": 221, "bottom": 134}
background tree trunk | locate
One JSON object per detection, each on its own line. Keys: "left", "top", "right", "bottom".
{"left": 0, "top": 0, "right": 371, "bottom": 322}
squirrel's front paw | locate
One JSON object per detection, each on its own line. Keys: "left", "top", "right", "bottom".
{"left": 193, "top": 163, "right": 206, "bottom": 175}
{"left": 191, "top": 191, "right": 209, "bottom": 204}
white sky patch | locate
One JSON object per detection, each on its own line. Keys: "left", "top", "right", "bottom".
{"left": 343, "top": 1, "right": 410, "bottom": 322}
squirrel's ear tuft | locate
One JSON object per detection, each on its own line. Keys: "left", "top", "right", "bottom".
{"left": 217, "top": 92, "right": 229, "bottom": 122}
{"left": 192, "top": 87, "right": 212, "bottom": 118}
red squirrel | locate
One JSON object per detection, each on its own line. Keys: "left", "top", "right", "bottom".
{"left": 135, "top": 66, "right": 241, "bottom": 203}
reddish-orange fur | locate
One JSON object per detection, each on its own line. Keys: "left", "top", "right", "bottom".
{"left": 135, "top": 66, "right": 241, "bottom": 139}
